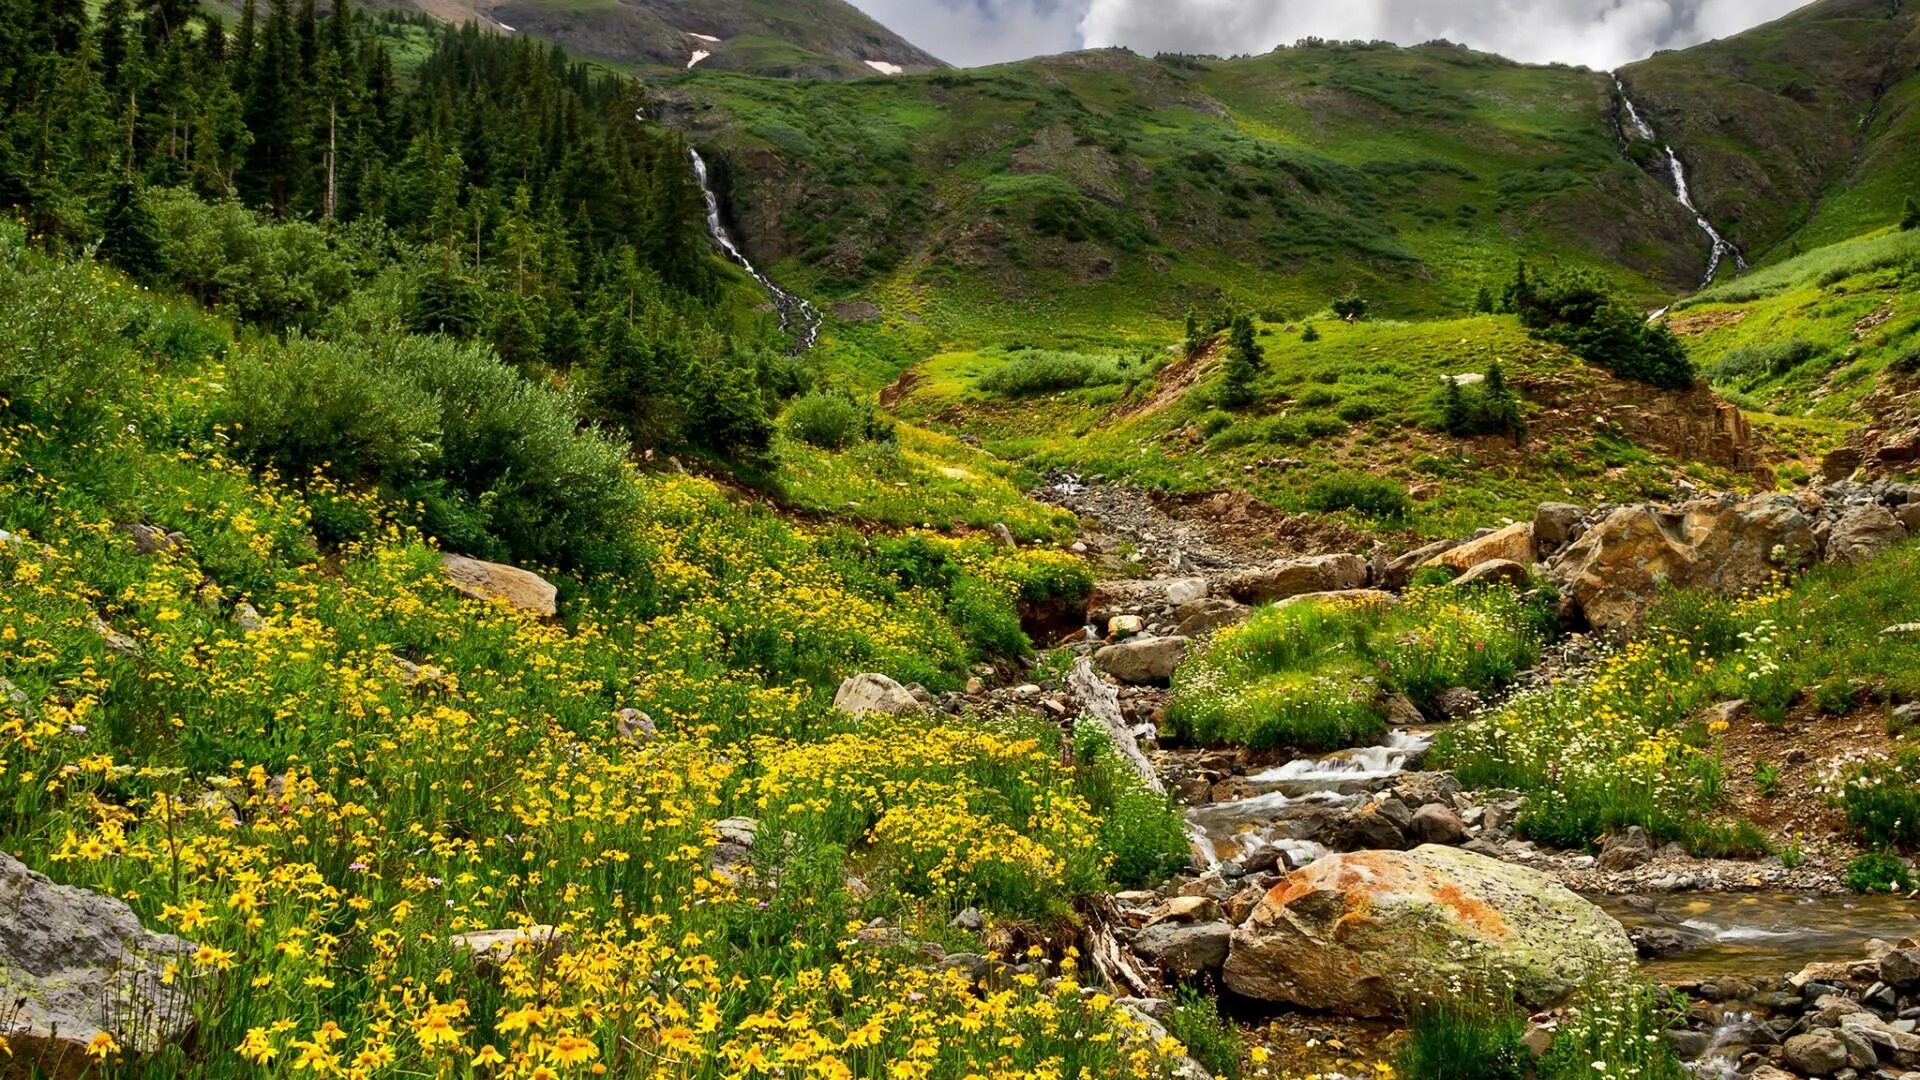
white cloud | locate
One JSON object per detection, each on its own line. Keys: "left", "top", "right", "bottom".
{"left": 849, "top": 0, "right": 1812, "bottom": 71}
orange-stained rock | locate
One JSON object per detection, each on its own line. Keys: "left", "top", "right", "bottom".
{"left": 441, "top": 554, "right": 559, "bottom": 618}
{"left": 1222, "top": 846, "right": 1632, "bottom": 1017}
{"left": 1427, "top": 523, "right": 1536, "bottom": 574}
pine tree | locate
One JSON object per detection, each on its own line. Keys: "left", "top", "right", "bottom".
{"left": 1442, "top": 376, "right": 1469, "bottom": 436}
{"left": 1301, "top": 323, "right": 1320, "bottom": 343}
{"left": 234, "top": 0, "right": 257, "bottom": 75}
{"left": 98, "top": 178, "right": 160, "bottom": 279}
{"left": 1474, "top": 284, "right": 1494, "bottom": 314}
{"left": 1220, "top": 313, "right": 1264, "bottom": 408}
{"left": 98, "top": 0, "right": 132, "bottom": 87}
{"left": 1484, "top": 361, "right": 1525, "bottom": 443}
{"left": 1903, "top": 196, "right": 1919, "bottom": 232}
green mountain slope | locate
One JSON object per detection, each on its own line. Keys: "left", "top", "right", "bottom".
{"left": 1619, "top": 0, "right": 1920, "bottom": 260}
{"left": 363, "top": 0, "right": 944, "bottom": 76}
{"left": 674, "top": 42, "right": 1720, "bottom": 338}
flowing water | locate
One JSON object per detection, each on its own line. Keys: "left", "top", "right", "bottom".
{"left": 1614, "top": 78, "right": 1749, "bottom": 289}
{"left": 688, "top": 149, "right": 823, "bottom": 352}
{"left": 1186, "top": 731, "right": 1433, "bottom": 868}
{"left": 1597, "top": 892, "right": 1920, "bottom": 980}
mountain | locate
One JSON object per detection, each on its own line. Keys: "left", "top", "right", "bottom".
{"left": 365, "top": 0, "right": 945, "bottom": 76}
{"left": 673, "top": 43, "right": 1718, "bottom": 337}
{"left": 1619, "top": 0, "right": 1920, "bottom": 259}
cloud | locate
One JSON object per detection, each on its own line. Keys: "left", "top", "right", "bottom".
{"left": 850, "top": 0, "right": 1083, "bottom": 67}
{"left": 849, "top": 0, "right": 1811, "bottom": 71}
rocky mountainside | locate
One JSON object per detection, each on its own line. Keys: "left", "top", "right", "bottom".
{"left": 366, "top": 0, "right": 944, "bottom": 76}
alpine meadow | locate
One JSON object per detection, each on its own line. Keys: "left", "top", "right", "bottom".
{"left": 5, "top": 1, "right": 1920, "bottom": 1079}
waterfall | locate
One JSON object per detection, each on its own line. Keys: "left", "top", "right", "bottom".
{"left": 688, "top": 148, "right": 823, "bottom": 353}
{"left": 1615, "top": 78, "right": 1748, "bottom": 290}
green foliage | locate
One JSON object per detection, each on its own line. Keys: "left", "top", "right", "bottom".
{"left": 977, "top": 349, "right": 1128, "bottom": 397}
{"left": 1838, "top": 747, "right": 1920, "bottom": 850}
{"left": 1332, "top": 296, "right": 1369, "bottom": 321}
{"left": 1304, "top": 472, "right": 1411, "bottom": 520}
{"left": 1164, "top": 988, "right": 1246, "bottom": 1080}
{"left": 1399, "top": 998, "right": 1528, "bottom": 1080}
{"left": 1703, "top": 338, "right": 1828, "bottom": 385}
{"left": 1437, "top": 363, "right": 1525, "bottom": 441}
{"left": 0, "top": 255, "right": 145, "bottom": 435}
{"left": 1169, "top": 587, "right": 1547, "bottom": 750}
{"left": 1220, "top": 313, "right": 1265, "bottom": 408}
{"left": 1846, "top": 850, "right": 1916, "bottom": 894}
{"left": 784, "top": 390, "right": 892, "bottom": 451}
{"left": 1073, "top": 723, "right": 1193, "bottom": 889}
{"left": 1536, "top": 983, "right": 1688, "bottom": 1080}
{"left": 1753, "top": 760, "right": 1783, "bottom": 797}
{"left": 1514, "top": 265, "right": 1695, "bottom": 389}
{"left": 1301, "top": 322, "right": 1320, "bottom": 343}
{"left": 1904, "top": 196, "right": 1919, "bottom": 232}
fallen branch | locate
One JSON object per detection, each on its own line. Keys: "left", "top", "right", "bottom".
{"left": 1067, "top": 657, "right": 1165, "bottom": 795}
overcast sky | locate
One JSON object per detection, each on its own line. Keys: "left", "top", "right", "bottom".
{"left": 851, "top": 0, "right": 1811, "bottom": 70}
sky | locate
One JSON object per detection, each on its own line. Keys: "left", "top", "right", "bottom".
{"left": 850, "top": 0, "right": 1812, "bottom": 71}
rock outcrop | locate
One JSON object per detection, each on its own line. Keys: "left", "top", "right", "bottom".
{"left": 1222, "top": 555, "right": 1369, "bottom": 605}
{"left": 1095, "top": 636, "right": 1190, "bottom": 686}
{"left": 0, "top": 852, "right": 198, "bottom": 1077}
{"left": 1222, "top": 845, "right": 1633, "bottom": 1017}
{"left": 832, "top": 673, "right": 921, "bottom": 717}
{"left": 441, "top": 554, "right": 559, "bottom": 617}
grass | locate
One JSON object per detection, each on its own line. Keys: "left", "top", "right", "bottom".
{"left": 1166, "top": 586, "right": 1551, "bottom": 751}
{"left": 0, "top": 239, "right": 1208, "bottom": 1078}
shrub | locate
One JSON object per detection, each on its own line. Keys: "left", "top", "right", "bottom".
{"left": 1536, "top": 982, "right": 1687, "bottom": 1080}
{"left": 1513, "top": 266, "right": 1696, "bottom": 389}
{"left": 784, "top": 391, "right": 872, "bottom": 450}
{"left": 146, "top": 187, "right": 354, "bottom": 330}
{"left": 1836, "top": 747, "right": 1920, "bottom": 849}
{"left": 1846, "top": 850, "right": 1916, "bottom": 893}
{"left": 1399, "top": 999, "right": 1527, "bottom": 1080}
{"left": 0, "top": 257, "right": 146, "bottom": 433}
{"left": 226, "top": 337, "right": 445, "bottom": 483}
{"left": 1164, "top": 988, "right": 1245, "bottom": 1080}
{"left": 977, "top": 349, "right": 1124, "bottom": 397}
{"left": 1073, "top": 723, "right": 1192, "bottom": 888}
{"left": 1305, "top": 472, "right": 1411, "bottom": 520}
{"left": 1703, "top": 338, "right": 1827, "bottom": 384}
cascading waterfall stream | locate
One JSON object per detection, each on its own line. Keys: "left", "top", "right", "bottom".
{"left": 1615, "top": 77, "right": 1748, "bottom": 290}
{"left": 688, "top": 148, "right": 823, "bottom": 353}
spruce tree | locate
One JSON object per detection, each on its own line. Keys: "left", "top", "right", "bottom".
{"left": 98, "top": 0, "right": 132, "bottom": 87}
{"left": 98, "top": 178, "right": 160, "bottom": 279}
{"left": 1220, "top": 313, "right": 1264, "bottom": 408}
{"left": 1442, "top": 376, "right": 1468, "bottom": 436}
{"left": 1903, "top": 196, "right": 1919, "bottom": 232}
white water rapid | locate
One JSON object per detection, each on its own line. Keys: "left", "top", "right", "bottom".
{"left": 688, "top": 149, "right": 823, "bottom": 353}
{"left": 1615, "top": 78, "right": 1748, "bottom": 290}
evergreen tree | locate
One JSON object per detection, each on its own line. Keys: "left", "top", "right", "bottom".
{"left": 1301, "top": 323, "right": 1320, "bottom": 343}
{"left": 1903, "top": 196, "right": 1919, "bottom": 232}
{"left": 1474, "top": 284, "right": 1494, "bottom": 314}
{"left": 98, "top": 178, "right": 160, "bottom": 279}
{"left": 98, "top": 0, "right": 132, "bottom": 87}
{"left": 1483, "top": 361, "right": 1525, "bottom": 443}
{"left": 234, "top": 0, "right": 257, "bottom": 75}
{"left": 1220, "top": 313, "right": 1264, "bottom": 408}
{"left": 1441, "top": 376, "right": 1468, "bottom": 436}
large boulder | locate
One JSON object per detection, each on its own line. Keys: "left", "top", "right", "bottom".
{"left": 1222, "top": 846, "right": 1633, "bottom": 1017}
{"left": 0, "top": 852, "right": 198, "bottom": 1077}
{"left": 1826, "top": 505, "right": 1907, "bottom": 566}
{"left": 441, "top": 554, "right": 559, "bottom": 617}
{"left": 1222, "top": 554, "right": 1369, "bottom": 605}
{"left": 1548, "top": 494, "right": 1818, "bottom": 633}
{"left": 832, "top": 674, "right": 921, "bottom": 717}
{"left": 1132, "top": 922, "right": 1233, "bottom": 981}
{"left": 1095, "top": 636, "right": 1191, "bottom": 685}
{"left": 1532, "top": 503, "right": 1587, "bottom": 550}
{"left": 1426, "top": 523, "right": 1536, "bottom": 575}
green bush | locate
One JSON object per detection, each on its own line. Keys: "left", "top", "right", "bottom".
{"left": 226, "top": 337, "right": 445, "bottom": 483}
{"left": 1399, "top": 999, "right": 1527, "bottom": 1080}
{"left": 784, "top": 391, "right": 873, "bottom": 450}
{"left": 146, "top": 188, "right": 355, "bottom": 331}
{"left": 1845, "top": 850, "right": 1916, "bottom": 893}
{"left": 977, "top": 349, "right": 1125, "bottom": 397}
{"left": 1513, "top": 266, "right": 1696, "bottom": 389}
{"left": 1305, "top": 472, "right": 1411, "bottom": 519}
{"left": 0, "top": 257, "right": 145, "bottom": 433}
{"left": 1703, "top": 339, "right": 1827, "bottom": 384}
{"left": 1838, "top": 747, "right": 1920, "bottom": 849}
{"left": 1164, "top": 988, "right": 1245, "bottom": 1080}
{"left": 1073, "top": 723, "right": 1192, "bottom": 889}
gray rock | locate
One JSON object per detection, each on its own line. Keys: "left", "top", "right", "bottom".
{"left": 1383, "top": 539, "right": 1461, "bottom": 591}
{"left": 1534, "top": 503, "right": 1587, "bottom": 549}
{"left": 1408, "top": 804, "right": 1467, "bottom": 845}
{"left": 1381, "top": 693, "right": 1426, "bottom": 726}
{"left": 1392, "top": 772, "right": 1463, "bottom": 809}
{"left": 950, "top": 908, "right": 985, "bottom": 933}
{"left": 1133, "top": 922, "right": 1232, "bottom": 980}
{"left": 1881, "top": 949, "right": 1920, "bottom": 989}
{"left": 232, "top": 602, "right": 265, "bottom": 634}
{"left": 832, "top": 673, "right": 921, "bottom": 717}
{"left": 87, "top": 614, "right": 141, "bottom": 657}
{"left": 1095, "top": 636, "right": 1190, "bottom": 685}
{"left": 1434, "top": 687, "right": 1482, "bottom": 721}
{"left": 441, "top": 553, "right": 559, "bottom": 617}
{"left": 614, "top": 708, "right": 657, "bottom": 745}
{"left": 1176, "top": 597, "right": 1249, "bottom": 637}
{"left": 123, "top": 522, "right": 184, "bottom": 555}
{"left": 1163, "top": 577, "right": 1210, "bottom": 609}
{"left": 0, "top": 852, "right": 198, "bottom": 1075}
{"left": 1108, "top": 614, "right": 1146, "bottom": 639}
{"left": 1828, "top": 505, "right": 1908, "bottom": 566}
{"left": 1785, "top": 1030, "right": 1850, "bottom": 1075}
{"left": 1454, "top": 560, "right": 1531, "bottom": 590}
{"left": 1222, "top": 554, "right": 1370, "bottom": 604}
{"left": 989, "top": 522, "right": 1017, "bottom": 550}
{"left": 1327, "top": 805, "right": 1409, "bottom": 851}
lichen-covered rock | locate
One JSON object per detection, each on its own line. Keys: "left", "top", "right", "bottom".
{"left": 1222, "top": 554, "right": 1369, "bottom": 605}
{"left": 440, "top": 553, "right": 559, "bottom": 617}
{"left": 832, "top": 673, "right": 921, "bottom": 717}
{"left": 1548, "top": 494, "right": 1818, "bottom": 633}
{"left": 1222, "top": 846, "right": 1633, "bottom": 1017}
{"left": 1826, "top": 504, "right": 1908, "bottom": 565}
{"left": 0, "top": 852, "right": 198, "bottom": 1077}
{"left": 1132, "top": 922, "right": 1232, "bottom": 980}
{"left": 1427, "top": 523, "right": 1536, "bottom": 575}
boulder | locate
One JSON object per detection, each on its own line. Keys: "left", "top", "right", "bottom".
{"left": 1827, "top": 505, "right": 1908, "bottom": 566}
{"left": 1133, "top": 922, "right": 1232, "bottom": 981}
{"left": 1533, "top": 504, "right": 1587, "bottom": 549}
{"left": 451, "top": 925, "right": 561, "bottom": 968}
{"left": 1274, "top": 589, "right": 1398, "bottom": 612}
{"left": 1879, "top": 948, "right": 1920, "bottom": 989}
{"left": 1222, "top": 554, "right": 1369, "bottom": 605}
{"left": 441, "top": 553, "right": 559, "bottom": 617}
{"left": 1108, "top": 614, "right": 1146, "bottom": 639}
{"left": 1222, "top": 846, "right": 1633, "bottom": 1017}
{"left": 1095, "top": 636, "right": 1190, "bottom": 686}
{"left": 1325, "top": 804, "right": 1409, "bottom": 851}
{"left": 123, "top": 522, "right": 185, "bottom": 555}
{"left": 1784, "top": 1030, "right": 1850, "bottom": 1075}
{"left": 989, "top": 522, "right": 1018, "bottom": 550}
{"left": 1548, "top": 494, "right": 1818, "bottom": 633}
{"left": 1433, "top": 687, "right": 1482, "bottom": 721}
{"left": 1408, "top": 804, "right": 1467, "bottom": 845}
{"left": 1453, "top": 560, "right": 1531, "bottom": 591}
{"left": 1383, "top": 539, "right": 1461, "bottom": 591}
{"left": 1176, "top": 597, "right": 1250, "bottom": 637}
{"left": 1163, "top": 578, "right": 1210, "bottom": 609}
{"left": 1427, "top": 523, "right": 1536, "bottom": 574}
{"left": 0, "top": 852, "right": 198, "bottom": 1077}
{"left": 832, "top": 674, "right": 921, "bottom": 717}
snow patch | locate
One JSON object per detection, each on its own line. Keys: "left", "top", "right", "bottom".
{"left": 864, "top": 60, "right": 905, "bottom": 75}
{"left": 686, "top": 32, "right": 721, "bottom": 43}
{"left": 688, "top": 50, "right": 711, "bottom": 69}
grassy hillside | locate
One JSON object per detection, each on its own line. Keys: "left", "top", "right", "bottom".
{"left": 356, "top": 0, "right": 943, "bottom": 75}
{"left": 677, "top": 41, "right": 1714, "bottom": 354}
{"left": 1620, "top": 0, "right": 1920, "bottom": 261}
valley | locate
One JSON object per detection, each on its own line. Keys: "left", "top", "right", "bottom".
{"left": 1, "top": 0, "right": 1919, "bottom": 1079}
